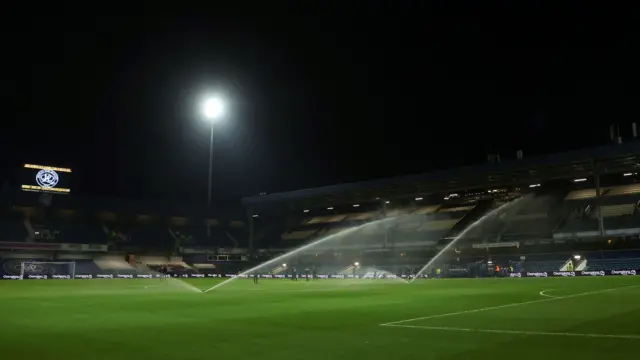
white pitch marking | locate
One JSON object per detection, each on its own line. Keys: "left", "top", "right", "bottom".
{"left": 381, "top": 324, "right": 640, "bottom": 340}
{"left": 380, "top": 285, "right": 639, "bottom": 326}
{"left": 539, "top": 289, "right": 557, "bottom": 298}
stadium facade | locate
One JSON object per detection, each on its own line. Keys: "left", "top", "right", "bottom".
{"left": 242, "top": 142, "right": 640, "bottom": 247}
{"left": 3, "top": 143, "right": 640, "bottom": 280}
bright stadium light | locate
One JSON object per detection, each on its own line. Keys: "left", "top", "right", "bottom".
{"left": 202, "top": 97, "right": 224, "bottom": 121}
{"left": 303, "top": 209, "right": 309, "bottom": 213}
{"left": 415, "top": 197, "right": 423, "bottom": 201}
{"left": 282, "top": 263, "right": 287, "bottom": 267}
{"left": 354, "top": 262, "right": 360, "bottom": 267}
{"left": 573, "top": 178, "right": 587, "bottom": 182}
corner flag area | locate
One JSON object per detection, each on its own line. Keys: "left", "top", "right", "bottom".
{"left": 1, "top": 277, "right": 639, "bottom": 359}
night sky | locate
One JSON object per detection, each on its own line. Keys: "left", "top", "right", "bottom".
{"left": 2, "top": 4, "right": 637, "bottom": 205}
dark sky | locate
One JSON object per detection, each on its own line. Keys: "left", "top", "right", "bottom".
{"left": 2, "top": 4, "right": 638, "bottom": 204}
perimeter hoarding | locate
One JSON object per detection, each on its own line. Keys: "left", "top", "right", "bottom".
{"left": 20, "top": 164, "right": 72, "bottom": 195}
{"left": 2, "top": 270, "right": 639, "bottom": 280}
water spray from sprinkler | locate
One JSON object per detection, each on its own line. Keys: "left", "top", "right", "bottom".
{"left": 201, "top": 216, "right": 403, "bottom": 293}
{"left": 409, "top": 196, "right": 526, "bottom": 283}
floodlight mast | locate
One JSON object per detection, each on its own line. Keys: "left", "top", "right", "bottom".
{"left": 202, "top": 97, "right": 225, "bottom": 208}
{"left": 207, "top": 124, "right": 214, "bottom": 208}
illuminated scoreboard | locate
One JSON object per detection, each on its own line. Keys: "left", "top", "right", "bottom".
{"left": 21, "top": 164, "right": 72, "bottom": 195}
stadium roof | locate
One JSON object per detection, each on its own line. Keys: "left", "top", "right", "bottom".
{"left": 243, "top": 142, "right": 640, "bottom": 207}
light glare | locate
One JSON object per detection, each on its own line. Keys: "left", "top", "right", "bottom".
{"left": 203, "top": 97, "right": 224, "bottom": 120}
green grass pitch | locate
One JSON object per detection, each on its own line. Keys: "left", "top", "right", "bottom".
{"left": 1, "top": 276, "right": 639, "bottom": 359}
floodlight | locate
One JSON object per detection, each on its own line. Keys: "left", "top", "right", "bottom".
{"left": 203, "top": 97, "right": 224, "bottom": 120}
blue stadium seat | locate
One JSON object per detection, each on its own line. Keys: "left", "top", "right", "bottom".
{"left": 586, "top": 258, "right": 640, "bottom": 271}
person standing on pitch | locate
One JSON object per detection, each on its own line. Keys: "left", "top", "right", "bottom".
{"left": 159, "top": 265, "right": 168, "bottom": 282}
{"left": 292, "top": 267, "right": 298, "bottom": 281}
{"left": 253, "top": 272, "right": 259, "bottom": 284}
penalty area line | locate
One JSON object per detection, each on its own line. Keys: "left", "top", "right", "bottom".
{"left": 379, "top": 285, "right": 639, "bottom": 326}
{"left": 381, "top": 324, "right": 640, "bottom": 340}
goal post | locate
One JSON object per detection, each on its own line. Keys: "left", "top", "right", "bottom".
{"left": 20, "top": 261, "right": 76, "bottom": 280}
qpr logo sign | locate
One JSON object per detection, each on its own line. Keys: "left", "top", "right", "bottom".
{"left": 36, "top": 169, "right": 59, "bottom": 188}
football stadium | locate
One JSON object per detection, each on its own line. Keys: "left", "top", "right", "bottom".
{"left": 3, "top": 144, "right": 640, "bottom": 359}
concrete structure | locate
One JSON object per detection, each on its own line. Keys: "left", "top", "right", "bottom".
{"left": 242, "top": 143, "right": 640, "bottom": 250}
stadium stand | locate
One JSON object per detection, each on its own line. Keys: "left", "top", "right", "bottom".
{"left": 73, "top": 259, "right": 103, "bottom": 274}
{"left": 608, "top": 184, "right": 640, "bottom": 196}
{"left": 307, "top": 215, "right": 347, "bottom": 224}
{"left": 0, "top": 187, "right": 249, "bottom": 281}
{"left": 417, "top": 219, "right": 459, "bottom": 232}
{"left": 5, "top": 144, "right": 640, "bottom": 280}
{"left": 565, "top": 184, "right": 640, "bottom": 200}
{"left": 586, "top": 258, "right": 640, "bottom": 271}
{"left": 565, "top": 189, "right": 599, "bottom": 200}
{"left": 523, "top": 260, "right": 565, "bottom": 272}
{"left": 281, "top": 229, "right": 317, "bottom": 240}
{"left": 413, "top": 205, "right": 439, "bottom": 214}
{"left": 94, "top": 255, "right": 138, "bottom": 273}
{"left": 499, "top": 196, "right": 561, "bottom": 240}
{"left": 0, "top": 212, "right": 27, "bottom": 242}
{"left": 346, "top": 211, "right": 377, "bottom": 221}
